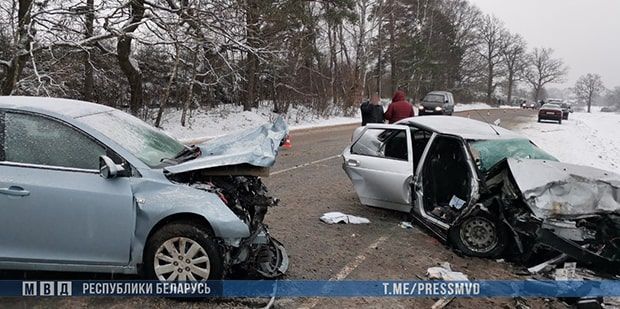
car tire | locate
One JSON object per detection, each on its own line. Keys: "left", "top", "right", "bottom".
{"left": 144, "top": 222, "right": 223, "bottom": 281}
{"left": 449, "top": 213, "right": 507, "bottom": 258}
{"left": 537, "top": 118, "right": 541, "bottom": 123}
{"left": 558, "top": 119, "right": 562, "bottom": 124}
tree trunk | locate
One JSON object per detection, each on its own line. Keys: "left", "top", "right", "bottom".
{"left": 243, "top": 0, "right": 259, "bottom": 111}
{"left": 181, "top": 47, "right": 199, "bottom": 127}
{"left": 506, "top": 73, "right": 514, "bottom": 106}
{"left": 155, "top": 45, "right": 180, "bottom": 128}
{"left": 116, "top": 0, "right": 145, "bottom": 115}
{"left": 82, "top": 0, "right": 94, "bottom": 101}
{"left": 1, "top": 0, "right": 33, "bottom": 95}
{"left": 388, "top": 0, "right": 396, "bottom": 93}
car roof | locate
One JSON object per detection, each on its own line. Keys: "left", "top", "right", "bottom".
{"left": 426, "top": 91, "right": 451, "bottom": 96}
{"left": 0, "top": 96, "right": 114, "bottom": 118}
{"left": 396, "top": 116, "right": 523, "bottom": 140}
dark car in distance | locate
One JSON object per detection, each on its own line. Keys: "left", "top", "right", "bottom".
{"left": 538, "top": 103, "right": 563, "bottom": 124}
{"left": 560, "top": 103, "right": 572, "bottom": 120}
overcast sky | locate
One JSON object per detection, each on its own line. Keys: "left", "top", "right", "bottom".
{"left": 469, "top": 0, "right": 620, "bottom": 88}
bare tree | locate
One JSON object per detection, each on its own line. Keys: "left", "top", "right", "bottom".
{"left": 476, "top": 15, "right": 507, "bottom": 105}
{"left": 1, "top": 0, "right": 34, "bottom": 95}
{"left": 573, "top": 73, "right": 605, "bottom": 113}
{"left": 525, "top": 47, "right": 568, "bottom": 101}
{"left": 116, "top": 0, "right": 145, "bottom": 115}
{"left": 501, "top": 33, "right": 527, "bottom": 105}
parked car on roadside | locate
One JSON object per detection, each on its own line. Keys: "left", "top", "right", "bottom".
{"left": 418, "top": 91, "right": 455, "bottom": 116}
{"left": 342, "top": 116, "right": 620, "bottom": 270}
{"left": 0, "top": 96, "right": 289, "bottom": 281}
{"left": 559, "top": 103, "right": 572, "bottom": 120}
{"left": 538, "top": 103, "right": 564, "bottom": 124}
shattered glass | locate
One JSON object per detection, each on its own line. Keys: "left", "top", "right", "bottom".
{"left": 469, "top": 138, "right": 557, "bottom": 173}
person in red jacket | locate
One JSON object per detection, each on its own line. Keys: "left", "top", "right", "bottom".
{"left": 384, "top": 90, "right": 415, "bottom": 123}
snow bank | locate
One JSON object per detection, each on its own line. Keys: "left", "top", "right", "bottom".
{"left": 454, "top": 103, "right": 493, "bottom": 111}
{"left": 454, "top": 103, "right": 519, "bottom": 112}
{"left": 158, "top": 103, "right": 360, "bottom": 140}
{"left": 514, "top": 111, "right": 620, "bottom": 174}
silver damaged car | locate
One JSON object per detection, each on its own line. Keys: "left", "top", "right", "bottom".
{"left": 0, "top": 96, "right": 289, "bottom": 281}
{"left": 343, "top": 116, "right": 620, "bottom": 271}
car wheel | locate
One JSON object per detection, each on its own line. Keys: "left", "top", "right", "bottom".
{"left": 558, "top": 119, "right": 562, "bottom": 124}
{"left": 144, "top": 222, "right": 223, "bottom": 281}
{"left": 450, "top": 214, "right": 506, "bottom": 258}
{"left": 537, "top": 118, "right": 541, "bottom": 123}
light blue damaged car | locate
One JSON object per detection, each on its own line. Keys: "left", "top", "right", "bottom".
{"left": 0, "top": 96, "right": 289, "bottom": 281}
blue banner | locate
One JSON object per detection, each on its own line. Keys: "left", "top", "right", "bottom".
{"left": 4, "top": 280, "right": 620, "bottom": 298}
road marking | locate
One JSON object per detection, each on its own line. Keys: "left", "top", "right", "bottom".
{"left": 331, "top": 234, "right": 391, "bottom": 281}
{"left": 297, "top": 232, "right": 393, "bottom": 309}
{"left": 271, "top": 155, "right": 341, "bottom": 176}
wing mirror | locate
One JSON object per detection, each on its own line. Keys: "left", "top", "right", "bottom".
{"left": 99, "top": 155, "right": 125, "bottom": 179}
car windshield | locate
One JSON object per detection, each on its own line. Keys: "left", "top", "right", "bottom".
{"left": 468, "top": 138, "right": 557, "bottom": 173}
{"left": 78, "top": 110, "right": 186, "bottom": 168}
{"left": 423, "top": 94, "right": 445, "bottom": 103}
{"left": 542, "top": 104, "right": 560, "bottom": 109}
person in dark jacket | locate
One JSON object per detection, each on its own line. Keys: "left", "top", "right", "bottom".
{"left": 360, "top": 93, "right": 384, "bottom": 126}
{"left": 385, "top": 90, "right": 414, "bottom": 123}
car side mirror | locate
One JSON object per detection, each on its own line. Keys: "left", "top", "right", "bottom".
{"left": 99, "top": 155, "right": 125, "bottom": 179}
{"left": 444, "top": 99, "right": 449, "bottom": 103}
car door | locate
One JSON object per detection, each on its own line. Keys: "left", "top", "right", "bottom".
{"left": 343, "top": 124, "right": 413, "bottom": 212}
{"left": 0, "top": 111, "right": 135, "bottom": 266}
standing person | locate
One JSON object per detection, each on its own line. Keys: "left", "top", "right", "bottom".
{"left": 384, "top": 90, "right": 414, "bottom": 123}
{"left": 360, "top": 93, "right": 384, "bottom": 125}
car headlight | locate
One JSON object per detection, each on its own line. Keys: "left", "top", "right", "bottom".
{"left": 435, "top": 106, "right": 442, "bottom": 111}
{"left": 419, "top": 105, "right": 425, "bottom": 110}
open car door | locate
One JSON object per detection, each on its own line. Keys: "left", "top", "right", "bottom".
{"left": 343, "top": 124, "right": 413, "bottom": 212}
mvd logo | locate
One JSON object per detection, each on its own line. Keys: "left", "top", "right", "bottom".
{"left": 22, "top": 281, "right": 72, "bottom": 296}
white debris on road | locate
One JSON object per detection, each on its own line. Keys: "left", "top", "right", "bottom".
{"left": 427, "top": 263, "right": 469, "bottom": 281}
{"left": 399, "top": 221, "right": 414, "bottom": 229}
{"left": 320, "top": 212, "right": 370, "bottom": 224}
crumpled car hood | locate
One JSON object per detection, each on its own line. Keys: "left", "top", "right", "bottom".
{"left": 507, "top": 158, "right": 620, "bottom": 219}
{"left": 164, "top": 117, "right": 288, "bottom": 175}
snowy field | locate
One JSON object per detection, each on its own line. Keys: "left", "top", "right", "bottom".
{"left": 514, "top": 110, "right": 620, "bottom": 175}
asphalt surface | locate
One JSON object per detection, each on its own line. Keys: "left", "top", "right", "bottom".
{"left": 1, "top": 109, "right": 567, "bottom": 308}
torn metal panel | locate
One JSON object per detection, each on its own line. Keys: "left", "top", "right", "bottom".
{"left": 507, "top": 158, "right": 620, "bottom": 219}
{"left": 164, "top": 116, "right": 288, "bottom": 175}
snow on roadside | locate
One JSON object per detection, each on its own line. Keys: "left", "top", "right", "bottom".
{"left": 514, "top": 111, "right": 620, "bottom": 174}
{"left": 454, "top": 102, "right": 520, "bottom": 112}
{"left": 158, "top": 103, "right": 360, "bottom": 140}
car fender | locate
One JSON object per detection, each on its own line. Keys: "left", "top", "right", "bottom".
{"left": 127, "top": 178, "right": 250, "bottom": 266}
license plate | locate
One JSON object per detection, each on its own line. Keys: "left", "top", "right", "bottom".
{"left": 546, "top": 112, "right": 555, "bottom": 115}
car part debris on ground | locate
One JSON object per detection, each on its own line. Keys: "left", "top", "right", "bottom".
{"left": 320, "top": 212, "right": 370, "bottom": 224}
{"left": 399, "top": 221, "right": 414, "bottom": 229}
{"left": 426, "top": 262, "right": 469, "bottom": 309}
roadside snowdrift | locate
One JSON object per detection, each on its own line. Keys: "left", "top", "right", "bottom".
{"left": 158, "top": 104, "right": 360, "bottom": 140}
{"left": 515, "top": 111, "right": 620, "bottom": 174}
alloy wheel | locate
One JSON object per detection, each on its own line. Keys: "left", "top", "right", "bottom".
{"left": 154, "top": 237, "right": 211, "bottom": 281}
